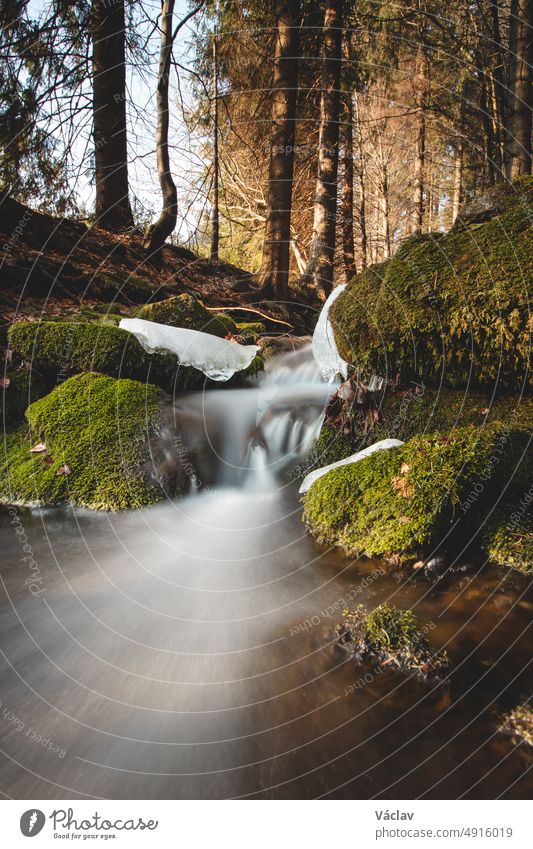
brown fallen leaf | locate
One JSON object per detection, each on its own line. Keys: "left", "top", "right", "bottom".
{"left": 392, "top": 475, "right": 414, "bottom": 498}
{"left": 400, "top": 462, "right": 411, "bottom": 475}
{"left": 413, "top": 560, "right": 425, "bottom": 570}
{"left": 480, "top": 407, "right": 490, "bottom": 415}
{"left": 30, "top": 442, "right": 47, "bottom": 453}
{"left": 0, "top": 377, "right": 10, "bottom": 389}
{"left": 56, "top": 464, "right": 71, "bottom": 476}
{"left": 398, "top": 515, "right": 410, "bottom": 524}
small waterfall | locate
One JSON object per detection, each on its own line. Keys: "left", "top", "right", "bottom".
{"left": 169, "top": 344, "right": 335, "bottom": 492}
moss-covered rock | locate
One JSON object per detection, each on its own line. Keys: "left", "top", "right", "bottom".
{"left": 302, "top": 424, "right": 530, "bottom": 562}
{"left": 338, "top": 603, "right": 448, "bottom": 676}
{"left": 8, "top": 319, "right": 262, "bottom": 392}
{"left": 236, "top": 321, "right": 266, "bottom": 341}
{"left": 330, "top": 176, "right": 533, "bottom": 391}
{"left": 0, "top": 373, "right": 170, "bottom": 510}
{"left": 483, "top": 498, "right": 533, "bottom": 574}
{"left": 134, "top": 294, "right": 233, "bottom": 337}
{"left": 2, "top": 370, "right": 42, "bottom": 425}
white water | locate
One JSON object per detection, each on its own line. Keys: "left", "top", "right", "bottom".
{"left": 169, "top": 345, "right": 335, "bottom": 490}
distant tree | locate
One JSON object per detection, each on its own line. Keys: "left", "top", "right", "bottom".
{"left": 257, "top": 0, "right": 301, "bottom": 299}
{"left": 301, "top": 0, "right": 344, "bottom": 299}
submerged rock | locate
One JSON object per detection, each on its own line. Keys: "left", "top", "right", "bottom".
{"left": 338, "top": 603, "right": 449, "bottom": 678}
{"left": 499, "top": 705, "right": 533, "bottom": 749}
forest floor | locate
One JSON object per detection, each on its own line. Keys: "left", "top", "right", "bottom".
{"left": 0, "top": 194, "right": 304, "bottom": 341}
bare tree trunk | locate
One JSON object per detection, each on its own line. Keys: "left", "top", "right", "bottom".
{"left": 353, "top": 91, "right": 367, "bottom": 270}
{"left": 411, "top": 46, "right": 429, "bottom": 235}
{"left": 452, "top": 96, "right": 464, "bottom": 223}
{"left": 489, "top": 0, "right": 506, "bottom": 177}
{"left": 210, "top": 29, "right": 220, "bottom": 261}
{"left": 301, "top": 0, "right": 344, "bottom": 299}
{"left": 290, "top": 231, "right": 307, "bottom": 274}
{"left": 92, "top": 0, "right": 133, "bottom": 231}
{"left": 258, "top": 0, "right": 301, "bottom": 300}
{"left": 452, "top": 140, "right": 463, "bottom": 224}
{"left": 504, "top": 0, "right": 520, "bottom": 176}
{"left": 480, "top": 78, "right": 496, "bottom": 186}
{"left": 341, "top": 93, "right": 356, "bottom": 281}
{"left": 508, "top": 0, "right": 533, "bottom": 177}
{"left": 145, "top": 0, "right": 178, "bottom": 252}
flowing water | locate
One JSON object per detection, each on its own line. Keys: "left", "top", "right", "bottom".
{"left": 0, "top": 348, "right": 531, "bottom": 799}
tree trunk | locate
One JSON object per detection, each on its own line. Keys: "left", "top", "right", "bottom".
{"left": 341, "top": 94, "right": 356, "bottom": 281}
{"left": 145, "top": 0, "right": 178, "bottom": 252}
{"left": 92, "top": 0, "right": 133, "bottom": 231}
{"left": 452, "top": 141, "right": 463, "bottom": 224}
{"left": 508, "top": 0, "right": 533, "bottom": 177}
{"left": 258, "top": 0, "right": 301, "bottom": 300}
{"left": 504, "top": 0, "right": 520, "bottom": 175}
{"left": 411, "top": 46, "right": 428, "bottom": 235}
{"left": 489, "top": 0, "right": 505, "bottom": 178}
{"left": 210, "top": 29, "right": 220, "bottom": 261}
{"left": 301, "top": 0, "right": 344, "bottom": 299}
{"left": 353, "top": 91, "right": 367, "bottom": 270}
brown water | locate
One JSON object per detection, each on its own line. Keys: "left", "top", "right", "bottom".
{"left": 0, "top": 349, "right": 531, "bottom": 799}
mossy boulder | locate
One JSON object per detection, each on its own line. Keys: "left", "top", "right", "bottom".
{"left": 2, "top": 370, "right": 42, "bottom": 425}
{"left": 483, "top": 499, "right": 533, "bottom": 574}
{"left": 0, "top": 373, "right": 171, "bottom": 510}
{"left": 134, "top": 294, "right": 234, "bottom": 337}
{"left": 302, "top": 424, "right": 531, "bottom": 563}
{"left": 330, "top": 176, "right": 533, "bottom": 391}
{"left": 236, "top": 321, "right": 266, "bottom": 341}
{"left": 8, "top": 319, "right": 261, "bottom": 393}
{"left": 338, "top": 603, "right": 448, "bottom": 676}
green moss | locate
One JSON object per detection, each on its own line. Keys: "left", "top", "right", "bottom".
{"left": 307, "top": 422, "right": 354, "bottom": 468}
{"left": 0, "top": 373, "right": 168, "bottom": 510}
{"left": 331, "top": 176, "right": 533, "bottom": 391}
{"left": 339, "top": 603, "right": 448, "bottom": 675}
{"left": 134, "top": 294, "right": 230, "bottom": 337}
{"left": 236, "top": 321, "right": 266, "bottom": 341}
{"left": 8, "top": 320, "right": 260, "bottom": 392}
{"left": 214, "top": 313, "right": 238, "bottom": 335}
{"left": 2, "top": 370, "right": 42, "bottom": 425}
{"left": 483, "top": 498, "right": 533, "bottom": 574}
{"left": 303, "top": 424, "right": 531, "bottom": 561}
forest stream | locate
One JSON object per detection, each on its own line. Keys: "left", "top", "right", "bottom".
{"left": 0, "top": 347, "right": 531, "bottom": 800}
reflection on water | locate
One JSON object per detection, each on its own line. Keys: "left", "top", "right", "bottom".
{"left": 0, "top": 348, "right": 531, "bottom": 799}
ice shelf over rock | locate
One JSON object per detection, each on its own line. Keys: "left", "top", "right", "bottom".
{"left": 119, "top": 318, "right": 259, "bottom": 381}
{"left": 299, "top": 438, "right": 405, "bottom": 494}
{"left": 311, "top": 283, "right": 349, "bottom": 383}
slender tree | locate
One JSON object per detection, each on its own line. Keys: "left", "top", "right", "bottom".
{"left": 507, "top": 0, "right": 533, "bottom": 177}
{"left": 210, "top": 26, "right": 220, "bottom": 261}
{"left": 301, "top": 0, "right": 344, "bottom": 299}
{"left": 411, "top": 43, "right": 429, "bottom": 234}
{"left": 257, "top": 0, "right": 301, "bottom": 300}
{"left": 92, "top": 0, "right": 133, "bottom": 230}
{"left": 145, "top": 0, "right": 177, "bottom": 251}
